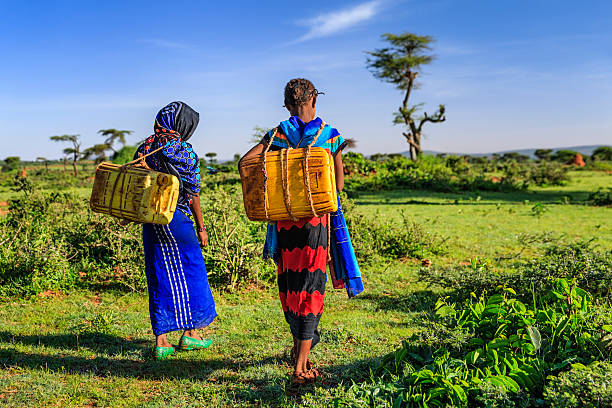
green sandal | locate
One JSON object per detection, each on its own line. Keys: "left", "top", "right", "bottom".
{"left": 179, "top": 335, "right": 212, "bottom": 351}
{"left": 155, "top": 346, "right": 176, "bottom": 360}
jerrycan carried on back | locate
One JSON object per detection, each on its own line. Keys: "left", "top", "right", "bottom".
{"left": 89, "top": 161, "right": 180, "bottom": 225}
{"left": 239, "top": 123, "right": 338, "bottom": 222}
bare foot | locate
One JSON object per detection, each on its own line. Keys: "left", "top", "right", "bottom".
{"left": 292, "top": 370, "right": 316, "bottom": 385}
{"left": 183, "top": 329, "right": 201, "bottom": 340}
{"left": 155, "top": 334, "right": 172, "bottom": 348}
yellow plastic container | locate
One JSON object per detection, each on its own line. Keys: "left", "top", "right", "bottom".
{"left": 239, "top": 147, "right": 338, "bottom": 221}
{"left": 90, "top": 162, "right": 180, "bottom": 224}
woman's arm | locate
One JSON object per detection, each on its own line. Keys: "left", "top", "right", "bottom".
{"left": 189, "top": 194, "right": 208, "bottom": 247}
{"left": 334, "top": 151, "right": 344, "bottom": 191}
{"left": 241, "top": 142, "right": 265, "bottom": 161}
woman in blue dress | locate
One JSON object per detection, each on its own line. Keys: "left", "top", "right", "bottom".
{"left": 135, "top": 101, "right": 217, "bottom": 360}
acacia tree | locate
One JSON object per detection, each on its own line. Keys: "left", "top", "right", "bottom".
{"left": 535, "top": 149, "right": 553, "bottom": 161}
{"left": 82, "top": 144, "right": 111, "bottom": 164}
{"left": 51, "top": 134, "right": 81, "bottom": 176}
{"left": 99, "top": 129, "right": 132, "bottom": 153}
{"left": 36, "top": 157, "right": 48, "bottom": 172}
{"left": 366, "top": 33, "right": 446, "bottom": 161}
{"left": 205, "top": 152, "right": 218, "bottom": 165}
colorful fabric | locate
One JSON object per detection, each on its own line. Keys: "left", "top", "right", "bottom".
{"left": 277, "top": 215, "right": 328, "bottom": 346}
{"left": 262, "top": 116, "right": 345, "bottom": 263}
{"left": 142, "top": 209, "right": 217, "bottom": 336}
{"left": 264, "top": 116, "right": 346, "bottom": 156}
{"left": 261, "top": 116, "right": 346, "bottom": 346}
{"left": 136, "top": 101, "right": 201, "bottom": 215}
{"left": 329, "top": 196, "right": 364, "bottom": 298}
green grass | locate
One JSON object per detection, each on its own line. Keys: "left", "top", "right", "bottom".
{"left": 0, "top": 170, "right": 610, "bottom": 406}
{"left": 0, "top": 265, "right": 422, "bottom": 407}
{"left": 353, "top": 171, "right": 612, "bottom": 262}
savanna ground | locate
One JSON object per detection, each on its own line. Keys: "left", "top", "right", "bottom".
{"left": 0, "top": 167, "right": 610, "bottom": 407}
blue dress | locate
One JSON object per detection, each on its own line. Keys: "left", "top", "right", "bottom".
{"left": 137, "top": 136, "right": 217, "bottom": 336}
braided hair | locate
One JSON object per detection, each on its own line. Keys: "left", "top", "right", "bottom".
{"left": 283, "top": 78, "right": 323, "bottom": 108}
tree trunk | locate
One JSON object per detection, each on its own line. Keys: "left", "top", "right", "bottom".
{"left": 413, "top": 132, "right": 422, "bottom": 159}
{"left": 63, "top": 158, "right": 67, "bottom": 172}
{"left": 409, "top": 144, "right": 417, "bottom": 161}
{"left": 72, "top": 160, "right": 78, "bottom": 176}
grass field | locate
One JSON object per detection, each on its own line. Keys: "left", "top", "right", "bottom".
{"left": 0, "top": 170, "right": 610, "bottom": 407}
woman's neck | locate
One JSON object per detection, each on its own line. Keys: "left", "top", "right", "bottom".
{"left": 291, "top": 107, "right": 315, "bottom": 123}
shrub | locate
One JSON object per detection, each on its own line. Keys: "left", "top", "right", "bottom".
{"left": 551, "top": 150, "right": 579, "bottom": 163}
{"left": 0, "top": 178, "right": 448, "bottom": 296}
{"left": 343, "top": 154, "right": 569, "bottom": 195}
{"left": 2, "top": 156, "right": 20, "bottom": 172}
{"left": 342, "top": 195, "right": 447, "bottom": 262}
{"left": 418, "top": 241, "right": 612, "bottom": 302}
{"left": 591, "top": 146, "right": 612, "bottom": 161}
{"left": 343, "top": 279, "right": 612, "bottom": 408}
{"left": 588, "top": 188, "right": 612, "bottom": 206}
{"left": 200, "top": 185, "right": 275, "bottom": 289}
{"left": 111, "top": 145, "right": 138, "bottom": 164}
{"left": 0, "top": 190, "right": 145, "bottom": 298}
{"left": 544, "top": 361, "right": 612, "bottom": 408}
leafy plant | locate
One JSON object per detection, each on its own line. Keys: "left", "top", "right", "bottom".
{"left": 544, "top": 361, "right": 612, "bottom": 407}
{"left": 588, "top": 188, "right": 612, "bottom": 206}
{"left": 346, "top": 279, "right": 611, "bottom": 407}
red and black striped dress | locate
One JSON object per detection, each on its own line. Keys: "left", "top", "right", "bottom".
{"left": 277, "top": 216, "right": 329, "bottom": 345}
{"left": 262, "top": 117, "right": 346, "bottom": 346}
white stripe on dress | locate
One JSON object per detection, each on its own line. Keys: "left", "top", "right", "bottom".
{"left": 157, "top": 225, "right": 188, "bottom": 326}
{"left": 154, "top": 225, "right": 185, "bottom": 327}
{"left": 161, "top": 224, "right": 193, "bottom": 323}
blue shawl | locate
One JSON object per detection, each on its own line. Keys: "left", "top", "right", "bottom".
{"left": 263, "top": 195, "right": 364, "bottom": 299}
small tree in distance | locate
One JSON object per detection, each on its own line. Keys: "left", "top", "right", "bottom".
{"left": 535, "top": 149, "right": 553, "bottom": 161}
{"left": 82, "top": 144, "right": 111, "bottom": 164}
{"left": 251, "top": 126, "right": 269, "bottom": 144}
{"left": 51, "top": 134, "right": 81, "bottom": 176}
{"left": 205, "top": 152, "right": 217, "bottom": 165}
{"left": 99, "top": 129, "right": 132, "bottom": 153}
{"left": 36, "top": 157, "right": 48, "bottom": 172}
{"left": 366, "top": 33, "right": 446, "bottom": 161}
{"left": 591, "top": 146, "right": 612, "bottom": 161}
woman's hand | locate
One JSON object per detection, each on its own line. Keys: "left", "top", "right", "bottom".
{"left": 197, "top": 229, "right": 209, "bottom": 247}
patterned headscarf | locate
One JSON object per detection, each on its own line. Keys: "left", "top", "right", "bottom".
{"left": 143, "top": 101, "right": 200, "bottom": 153}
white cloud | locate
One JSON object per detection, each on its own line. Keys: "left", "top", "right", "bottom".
{"left": 297, "top": 1, "right": 381, "bottom": 42}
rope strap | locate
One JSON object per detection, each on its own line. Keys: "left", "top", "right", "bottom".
{"left": 107, "top": 146, "right": 164, "bottom": 219}
{"left": 261, "top": 122, "right": 327, "bottom": 222}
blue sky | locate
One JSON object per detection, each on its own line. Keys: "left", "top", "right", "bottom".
{"left": 1, "top": 0, "right": 611, "bottom": 160}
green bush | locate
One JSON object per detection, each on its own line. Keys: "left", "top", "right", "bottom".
{"left": 551, "top": 150, "right": 579, "bottom": 163}
{"left": 0, "top": 190, "right": 145, "bottom": 298}
{"left": 342, "top": 154, "right": 569, "bottom": 195}
{"left": 342, "top": 278, "right": 612, "bottom": 408}
{"left": 200, "top": 185, "right": 275, "bottom": 289}
{"left": 2, "top": 156, "right": 20, "bottom": 172}
{"left": 591, "top": 146, "right": 612, "bottom": 161}
{"left": 544, "top": 361, "right": 612, "bottom": 408}
{"left": 588, "top": 188, "right": 612, "bottom": 206}
{"left": 342, "top": 194, "right": 447, "bottom": 262}
{"left": 0, "top": 178, "right": 446, "bottom": 297}
{"left": 419, "top": 241, "right": 612, "bottom": 302}
{"left": 111, "top": 145, "right": 138, "bottom": 164}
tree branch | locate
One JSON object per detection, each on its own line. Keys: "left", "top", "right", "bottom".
{"left": 402, "top": 132, "right": 419, "bottom": 148}
{"left": 417, "top": 105, "right": 446, "bottom": 133}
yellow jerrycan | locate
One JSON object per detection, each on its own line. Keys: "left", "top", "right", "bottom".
{"left": 89, "top": 147, "right": 180, "bottom": 224}
{"left": 239, "top": 122, "right": 338, "bottom": 222}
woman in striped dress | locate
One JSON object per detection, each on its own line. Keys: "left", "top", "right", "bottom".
{"left": 244, "top": 79, "right": 346, "bottom": 383}
{"left": 135, "top": 101, "right": 217, "bottom": 360}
